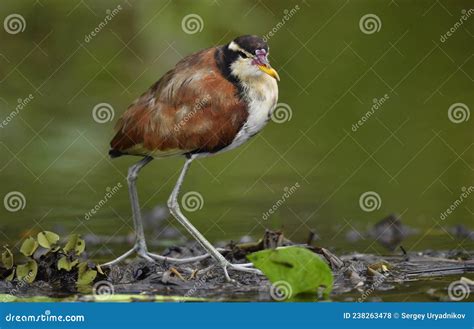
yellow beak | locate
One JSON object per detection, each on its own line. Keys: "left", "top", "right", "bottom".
{"left": 258, "top": 65, "right": 280, "bottom": 81}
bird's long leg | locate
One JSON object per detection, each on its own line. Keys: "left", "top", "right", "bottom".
{"left": 101, "top": 156, "right": 258, "bottom": 270}
{"left": 102, "top": 156, "right": 154, "bottom": 267}
{"left": 165, "top": 156, "right": 262, "bottom": 281}
{"left": 128, "top": 156, "right": 154, "bottom": 256}
{"left": 101, "top": 156, "right": 216, "bottom": 267}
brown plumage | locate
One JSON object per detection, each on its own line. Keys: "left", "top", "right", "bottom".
{"left": 110, "top": 48, "right": 248, "bottom": 157}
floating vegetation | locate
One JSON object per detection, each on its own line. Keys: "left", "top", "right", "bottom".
{"left": 0, "top": 231, "right": 102, "bottom": 289}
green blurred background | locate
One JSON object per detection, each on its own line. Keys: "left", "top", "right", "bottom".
{"left": 0, "top": 0, "right": 472, "bottom": 261}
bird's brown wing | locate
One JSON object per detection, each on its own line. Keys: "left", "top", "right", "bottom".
{"left": 110, "top": 48, "right": 248, "bottom": 157}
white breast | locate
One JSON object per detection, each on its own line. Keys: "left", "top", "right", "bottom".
{"left": 219, "top": 76, "right": 278, "bottom": 154}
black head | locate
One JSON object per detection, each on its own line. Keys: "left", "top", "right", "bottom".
{"left": 232, "top": 35, "right": 269, "bottom": 54}
{"left": 215, "top": 35, "right": 279, "bottom": 85}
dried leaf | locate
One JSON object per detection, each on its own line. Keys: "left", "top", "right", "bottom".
{"left": 20, "top": 237, "right": 39, "bottom": 257}
{"left": 96, "top": 264, "right": 104, "bottom": 275}
{"left": 368, "top": 261, "right": 392, "bottom": 275}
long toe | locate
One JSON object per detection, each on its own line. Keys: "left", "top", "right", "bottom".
{"left": 222, "top": 265, "right": 235, "bottom": 283}
{"left": 101, "top": 247, "right": 157, "bottom": 268}
{"left": 228, "top": 263, "right": 264, "bottom": 275}
{"left": 100, "top": 248, "right": 135, "bottom": 267}
{"left": 146, "top": 252, "right": 211, "bottom": 264}
{"left": 235, "top": 263, "right": 254, "bottom": 268}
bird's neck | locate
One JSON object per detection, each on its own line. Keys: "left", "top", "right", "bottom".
{"left": 215, "top": 45, "right": 244, "bottom": 97}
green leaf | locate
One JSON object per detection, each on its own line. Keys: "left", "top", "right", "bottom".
{"left": 20, "top": 237, "right": 39, "bottom": 257}
{"left": 63, "top": 234, "right": 85, "bottom": 255}
{"left": 37, "top": 231, "right": 60, "bottom": 249}
{"left": 77, "top": 262, "right": 97, "bottom": 286}
{"left": 247, "top": 246, "right": 333, "bottom": 300}
{"left": 1, "top": 247, "right": 13, "bottom": 269}
{"left": 16, "top": 260, "right": 38, "bottom": 283}
{"left": 57, "top": 256, "right": 78, "bottom": 271}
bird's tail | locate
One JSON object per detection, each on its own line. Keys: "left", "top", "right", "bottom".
{"left": 108, "top": 149, "right": 123, "bottom": 158}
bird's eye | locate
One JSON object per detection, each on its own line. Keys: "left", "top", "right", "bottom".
{"left": 238, "top": 51, "right": 248, "bottom": 59}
